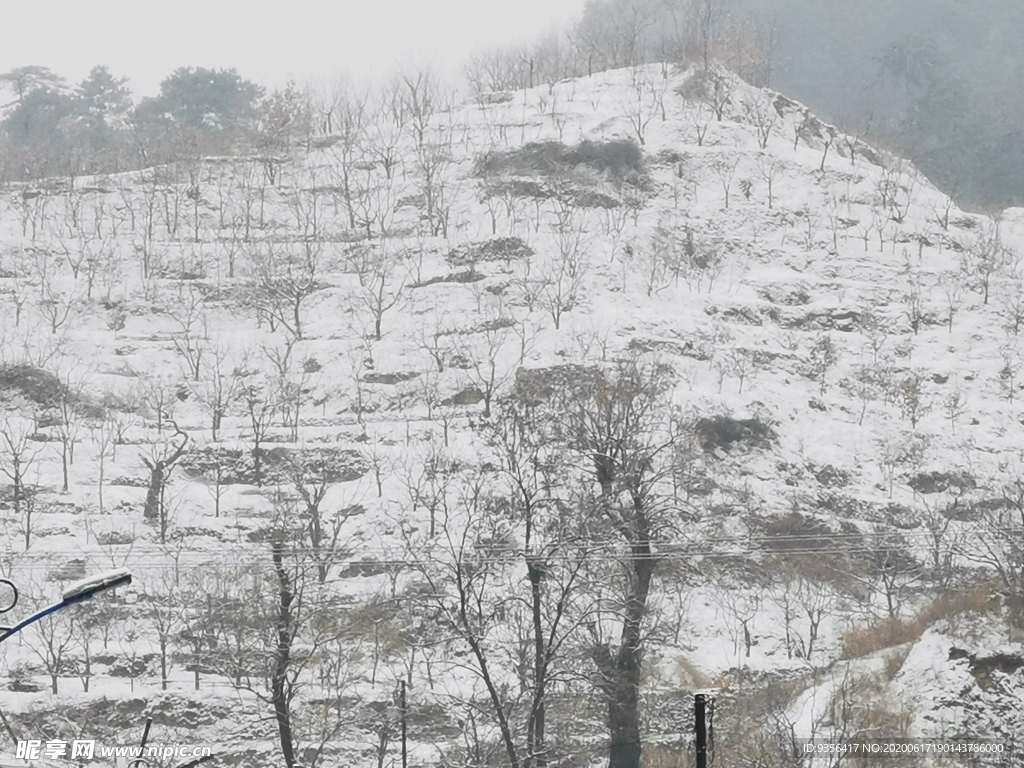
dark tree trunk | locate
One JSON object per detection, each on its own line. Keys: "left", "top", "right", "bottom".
{"left": 271, "top": 541, "right": 298, "bottom": 768}
{"left": 594, "top": 513, "right": 655, "bottom": 768}
{"left": 61, "top": 444, "right": 69, "bottom": 492}
{"left": 143, "top": 428, "right": 188, "bottom": 522}
{"left": 160, "top": 637, "right": 168, "bottom": 691}
{"left": 253, "top": 442, "right": 263, "bottom": 487}
{"left": 143, "top": 463, "right": 164, "bottom": 521}
{"left": 527, "top": 560, "right": 547, "bottom": 768}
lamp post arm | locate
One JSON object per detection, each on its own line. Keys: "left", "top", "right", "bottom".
{"left": 0, "top": 569, "right": 130, "bottom": 645}
{"left": 0, "top": 600, "right": 69, "bottom": 645}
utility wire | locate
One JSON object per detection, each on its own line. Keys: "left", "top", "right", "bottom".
{"left": 1, "top": 524, "right": 1017, "bottom": 571}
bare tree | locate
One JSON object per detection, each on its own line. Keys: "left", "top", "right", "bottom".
{"left": 354, "top": 241, "right": 405, "bottom": 341}
{"left": 262, "top": 336, "right": 308, "bottom": 443}
{"left": 141, "top": 422, "right": 190, "bottom": 542}
{"left": 878, "top": 157, "right": 920, "bottom": 223}
{"left": 802, "top": 334, "right": 839, "bottom": 395}
{"left": 960, "top": 462, "right": 1024, "bottom": 623}
{"left": 539, "top": 203, "right": 591, "bottom": 329}
{"left": 621, "top": 65, "right": 666, "bottom": 146}
{"left": 840, "top": 365, "right": 880, "bottom": 426}
{"left": 553, "top": 358, "right": 681, "bottom": 768}
{"left": 0, "top": 416, "right": 42, "bottom": 550}
{"left": 939, "top": 271, "right": 966, "bottom": 332}
{"left": 137, "top": 373, "right": 178, "bottom": 434}
{"left": 962, "top": 224, "right": 1007, "bottom": 305}
{"left": 486, "top": 396, "right": 596, "bottom": 767}
{"left": 413, "top": 308, "right": 457, "bottom": 373}
{"left": 88, "top": 411, "right": 116, "bottom": 514}
{"left": 460, "top": 318, "right": 516, "bottom": 419}
{"left": 414, "top": 130, "right": 456, "bottom": 239}
{"left": 942, "top": 386, "right": 967, "bottom": 436}
{"left": 677, "top": 67, "right": 734, "bottom": 122}
{"left": 29, "top": 595, "right": 76, "bottom": 694}
{"left": 756, "top": 153, "right": 782, "bottom": 209}
{"left": 864, "top": 534, "right": 923, "bottom": 621}
{"left": 401, "top": 402, "right": 591, "bottom": 768}
{"left": 638, "top": 241, "right": 668, "bottom": 298}
{"left": 792, "top": 573, "right": 839, "bottom": 660}
{"left": 744, "top": 95, "right": 777, "bottom": 150}
{"left": 286, "top": 452, "right": 359, "bottom": 584}
{"left": 170, "top": 283, "right": 208, "bottom": 381}
{"left": 148, "top": 571, "right": 182, "bottom": 691}
{"left": 0, "top": 247, "right": 34, "bottom": 327}
{"left": 244, "top": 238, "right": 325, "bottom": 341}
{"left": 191, "top": 343, "right": 240, "bottom": 441}
{"left": 836, "top": 110, "right": 872, "bottom": 167}
{"left": 817, "top": 125, "right": 836, "bottom": 172}
{"left": 398, "top": 68, "right": 442, "bottom": 150}
{"left": 895, "top": 369, "right": 930, "bottom": 427}
{"left": 52, "top": 369, "right": 85, "bottom": 493}
{"left": 685, "top": 100, "right": 713, "bottom": 147}
{"left": 239, "top": 374, "right": 279, "bottom": 487}
{"left": 719, "top": 585, "right": 763, "bottom": 659}
{"left": 164, "top": 571, "right": 217, "bottom": 691}
{"left": 931, "top": 189, "right": 957, "bottom": 232}
{"left": 216, "top": 516, "right": 358, "bottom": 768}
{"left": 692, "top": 0, "right": 723, "bottom": 72}
{"left": 34, "top": 254, "right": 79, "bottom": 336}
{"left": 875, "top": 430, "right": 928, "bottom": 498}
{"left": 1000, "top": 342, "right": 1023, "bottom": 403}
{"left": 710, "top": 155, "right": 740, "bottom": 209}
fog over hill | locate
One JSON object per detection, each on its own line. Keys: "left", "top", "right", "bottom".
{"left": 738, "top": 0, "right": 1024, "bottom": 210}
{"left": 0, "top": 59, "right": 1022, "bottom": 768}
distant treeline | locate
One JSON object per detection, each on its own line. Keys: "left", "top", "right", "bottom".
{"left": 3, "top": 0, "right": 1019, "bottom": 209}
{"left": 0, "top": 65, "right": 310, "bottom": 181}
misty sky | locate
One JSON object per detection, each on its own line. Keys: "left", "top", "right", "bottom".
{"left": 1, "top": 0, "right": 587, "bottom": 94}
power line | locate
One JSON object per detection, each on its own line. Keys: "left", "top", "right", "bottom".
{"left": 3, "top": 522, "right": 1018, "bottom": 568}
{"left": 0, "top": 546, "right": 1010, "bottom": 575}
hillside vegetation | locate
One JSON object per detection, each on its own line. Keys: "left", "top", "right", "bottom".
{"left": 0, "top": 64, "right": 1022, "bottom": 767}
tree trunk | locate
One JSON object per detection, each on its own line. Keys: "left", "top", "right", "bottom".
{"left": 309, "top": 505, "right": 328, "bottom": 584}
{"left": 528, "top": 561, "right": 547, "bottom": 768}
{"left": 13, "top": 458, "right": 22, "bottom": 530}
{"left": 61, "top": 444, "right": 69, "bottom": 492}
{"left": 595, "top": 516, "right": 654, "bottom": 768}
{"left": 594, "top": 642, "right": 642, "bottom": 768}
{"left": 82, "top": 643, "right": 91, "bottom": 692}
{"left": 160, "top": 637, "right": 168, "bottom": 691}
{"left": 272, "top": 542, "right": 298, "bottom": 768}
{"left": 144, "top": 463, "right": 164, "bottom": 521}
{"left": 253, "top": 440, "right": 263, "bottom": 487}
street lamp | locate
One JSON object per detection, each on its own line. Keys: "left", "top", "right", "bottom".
{"left": 0, "top": 567, "right": 132, "bottom": 644}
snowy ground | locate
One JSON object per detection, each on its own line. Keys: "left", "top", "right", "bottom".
{"left": 0, "top": 64, "right": 1022, "bottom": 765}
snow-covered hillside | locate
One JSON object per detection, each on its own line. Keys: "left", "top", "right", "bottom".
{"left": 0, "top": 64, "right": 1022, "bottom": 767}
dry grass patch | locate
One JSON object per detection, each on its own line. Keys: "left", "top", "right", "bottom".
{"left": 841, "top": 584, "right": 999, "bottom": 659}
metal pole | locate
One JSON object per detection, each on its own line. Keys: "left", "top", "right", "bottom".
{"left": 0, "top": 601, "right": 73, "bottom": 645}
{"left": 400, "top": 679, "right": 408, "bottom": 768}
{"left": 0, "top": 569, "right": 131, "bottom": 646}
{"left": 695, "top": 694, "right": 707, "bottom": 768}
{"left": 127, "top": 718, "right": 152, "bottom": 768}
{"left": 708, "top": 695, "right": 715, "bottom": 767}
